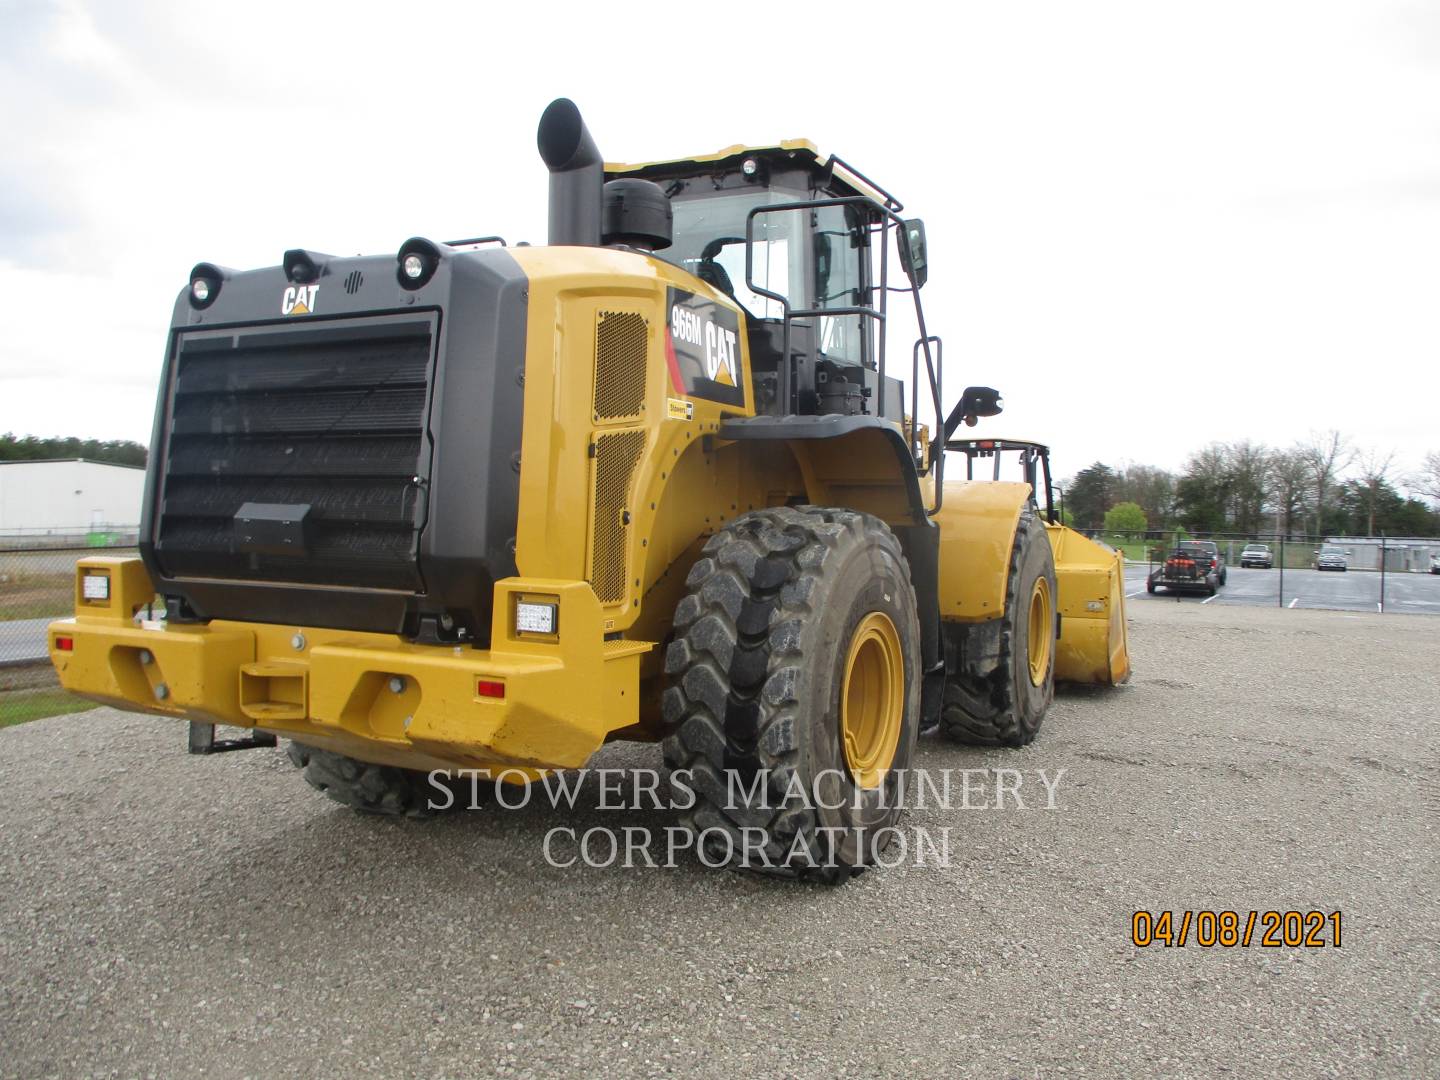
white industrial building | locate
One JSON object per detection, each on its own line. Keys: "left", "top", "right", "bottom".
{"left": 1324, "top": 536, "right": 1440, "bottom": 573}
{"left": 0, "top": 459, "right": 145, "bottom": 537}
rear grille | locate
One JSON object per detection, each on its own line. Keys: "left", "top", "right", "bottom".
{"left": 589, "top": 430, "right": 645, "bottom": 604}
{"left": 154, "top": 316, "right": 435, "bottom": 591}
{"left": 593, "top": 310, "right": 647, "bottom": 422}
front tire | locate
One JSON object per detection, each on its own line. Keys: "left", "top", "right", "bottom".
{"left": 661, "top": 507, "right": 921, "bottom": 883}
{"left": 940, "top": 506, "right": 1057, "bottom": 747}
{"left": 286, "top": 742, "right": 447, "bottom": 818}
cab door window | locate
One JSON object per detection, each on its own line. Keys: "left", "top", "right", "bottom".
{"left": 812, "top": 203, "right": 869, "bottom": 367}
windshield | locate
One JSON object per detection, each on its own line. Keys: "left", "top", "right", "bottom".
{"left": 1321, "top": 546, "right": 1347, "bottom": 555}
{"left": 658, "top": 190, "right": 804, "bottom": 320}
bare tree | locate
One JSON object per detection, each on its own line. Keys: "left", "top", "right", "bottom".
{"left": 1301, "top": 430, "right": 1352, "bottom": 537}
{"left": 1353, "top": 448, "right": 1396, "bottom": 535}
{"left": 1225, "top": 440, "right": 1272, "bottom": 536}
{"left": 1115, "top": 464, "right": 1176, "bottom": 528}
{"left": 1412, "top": 450, "right": 1440, "bottom": 505}
{"left": 1269, "top": 450, "right": 1310, "bottom": 537}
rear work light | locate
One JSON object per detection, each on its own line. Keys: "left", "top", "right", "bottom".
{"left": 186, "top": 262, "right": 225, "bottom": 309}
{"left": 515, "top": 599, "right": 558, "bottom": 636}
{"left": 81, "top": 574, "right": 110, "bottom": 601}
{"left": 55, "top": 636, "right": 74, "bottom": 652}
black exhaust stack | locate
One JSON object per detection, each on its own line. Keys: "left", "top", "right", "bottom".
{"left": 538, "top": 98, "right": 603, "bottom": 247}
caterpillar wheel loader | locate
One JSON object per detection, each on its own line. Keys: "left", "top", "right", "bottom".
{"left": 48, "top": 99, "right": 1129, "bottom": 882}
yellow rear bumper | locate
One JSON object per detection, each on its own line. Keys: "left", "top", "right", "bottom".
{"left": 48, "top": 558, "right": 651, "bottom": 774}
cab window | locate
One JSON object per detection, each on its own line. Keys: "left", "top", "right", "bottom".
{"left": 812, "top": 203, "right": 869, "bottom": 367}
{"left": 659, "top": 189, "right": 805, "bottom": 320}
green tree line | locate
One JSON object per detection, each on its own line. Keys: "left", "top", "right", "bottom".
{"left": 0, "top": 433, "right": 147, "bottom": 468}
{"left": 1062, "top": 431, "right": 1440, "bottom": 538}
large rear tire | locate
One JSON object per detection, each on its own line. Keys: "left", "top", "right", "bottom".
{"left": 940, "top": 506, "right": 1057, "bottom": 747}
{"left": 661, "top": 506, "right": 921, "bottom": 883}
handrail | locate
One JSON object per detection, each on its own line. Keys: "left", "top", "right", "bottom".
{"left": 442, "top": 235, "right": 507, "bottom": 248}
{"left": 743, "top": 195, "right": 945, "bottom": 511}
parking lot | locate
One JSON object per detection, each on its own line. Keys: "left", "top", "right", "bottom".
{"left": 1126, "top": 563, "right": 1440, "bottom": 615}
{"left": 1, "top": 600, "right": 1437, "bottom": 1077}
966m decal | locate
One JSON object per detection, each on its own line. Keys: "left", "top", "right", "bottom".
{"left": 664, "top": 287, "right": 744, "bottom": 408}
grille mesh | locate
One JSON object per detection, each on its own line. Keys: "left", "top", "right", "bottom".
{"left": 590, "top": 430, "right": 645, "bottom": 604}
{"left": 593, "top": 311, "right": 647, "bottom": 422}
{"left": 155, "top": 318, "right": 433, "bottom": 591}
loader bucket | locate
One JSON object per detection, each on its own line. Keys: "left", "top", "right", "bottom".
{"left": 1044, "top": 524, "right": 1131, "bottom": 685}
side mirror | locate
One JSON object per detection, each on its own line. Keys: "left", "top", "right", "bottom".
{"left": 897, "top": 218, "right": 928, "bottom": 289}
{"left": 958, "top": 385, "right": 1003, "bottom": 427}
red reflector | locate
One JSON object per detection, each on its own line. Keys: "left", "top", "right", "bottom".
{"left": 56, "top": 636, "right": 74, "bottom": 652}
{"left": 476, "top": 679, "right": 505, "bottom": 699}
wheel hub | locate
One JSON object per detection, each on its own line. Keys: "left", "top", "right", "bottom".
{"left": 1027, "top": 576, "right": 1053, "bottom": 686}
{"left": 840, "top": 611, "right": 904, "bottom": 789}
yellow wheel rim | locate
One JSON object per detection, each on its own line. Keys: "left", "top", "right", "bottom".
{"left": 840, "top": 611, "right": 905, "bottom": 790}
{"left": 1027, "top": 576, "right": 1054, "bottom": 686}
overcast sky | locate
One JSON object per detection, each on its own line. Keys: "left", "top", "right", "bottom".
{"left": 2, "top": 0, "right": 1437, "bottom": 489}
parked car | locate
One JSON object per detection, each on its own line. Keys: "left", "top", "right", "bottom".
{"left": 1147, "top": 541, "right": 1225, "bottom": 596}
{"left": 1239, "top": 543, "right": 1273, "bottom": 569}
{"left": 1431, "top": 553, "right": 1440, "bottom": 575}
{"left": 1314, "top": 545, "right": 1350, "bottom": 572}
{"left": 1180, "top": 540, "right": 1226, "bottom": 585}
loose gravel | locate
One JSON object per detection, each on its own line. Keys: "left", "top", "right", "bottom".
{"left": 1, "top": 602, "right": 1437, "bottom": 1078}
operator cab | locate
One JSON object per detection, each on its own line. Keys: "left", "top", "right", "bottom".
{"left": 948, "top": 438, "right": 1061, "bottom": 525}
{"left": 606, "top": 144, "right": 924, "bottom": 423}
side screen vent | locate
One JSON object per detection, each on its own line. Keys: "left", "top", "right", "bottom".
{"left": 593, "top": 310, "right": 646, "bottom": 422}
{"left": 589, "top": 430, "right": 645, "bottom": 604}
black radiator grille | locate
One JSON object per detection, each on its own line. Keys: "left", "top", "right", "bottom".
{"left": 155, "top": 317, "right": 435, "bottom": 591}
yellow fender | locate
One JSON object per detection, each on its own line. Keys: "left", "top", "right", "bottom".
{"left": 933, "top": 481, "right": 1032, "bottom": 622}
{"left": 1045, "top": 524, "right": 1131, "bottom": 685}
{"left": 934, "top": 482, "right": 1131, "bottom": 685}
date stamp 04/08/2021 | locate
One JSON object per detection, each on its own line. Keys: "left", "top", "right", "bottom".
{"left": 1132, "top": 910, "right": 1343, "bottom": 949}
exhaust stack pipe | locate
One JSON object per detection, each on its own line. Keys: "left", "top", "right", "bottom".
{"left": 537, "top": 98, "right": 603, "bottom": 247}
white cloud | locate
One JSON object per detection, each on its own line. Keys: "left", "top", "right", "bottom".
{"left": 0, "top": 0, "right": 1437, "bottom": 484}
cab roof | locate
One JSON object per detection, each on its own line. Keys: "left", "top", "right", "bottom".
{"left": 946, "top": 438, "right": 1050, "bottom": 454}
{"left": 605, "top": 140, "right": 899, "bottom": 211}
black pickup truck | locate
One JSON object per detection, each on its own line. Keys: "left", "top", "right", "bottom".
{"left": 1147, "top": 540, "right": 1226, "bottom": 596}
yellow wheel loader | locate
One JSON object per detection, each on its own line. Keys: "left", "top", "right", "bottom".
{"left": 48, "top": 99, "right": 1129, "bottom": 881}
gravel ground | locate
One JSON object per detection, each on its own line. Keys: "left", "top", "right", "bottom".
{"left": 1, "top": 603, "right": 1437, "bottom": 1078}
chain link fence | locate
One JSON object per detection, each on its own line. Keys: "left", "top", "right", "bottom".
{"left": 4, "top": 526, "right": 1438, "bottom": 731}
{"left": 1095, "top": 530, "right": 1440, "bottom": 614}
{"left": 0, "top": 543, "right": 138, "bottom": 728}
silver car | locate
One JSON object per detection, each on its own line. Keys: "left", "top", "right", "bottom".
{"left": 1240, "top": 544, "right": 1273, "bottom": 569}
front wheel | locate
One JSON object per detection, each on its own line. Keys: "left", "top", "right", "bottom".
{"left": 661, "top": 507, "right": 921, "bottom": 883}
{"left": 940, "top": 506, "right": 1057, "bottom": 747}
{"left": 286, "top": 743, "right": 448, "bottom": 817}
